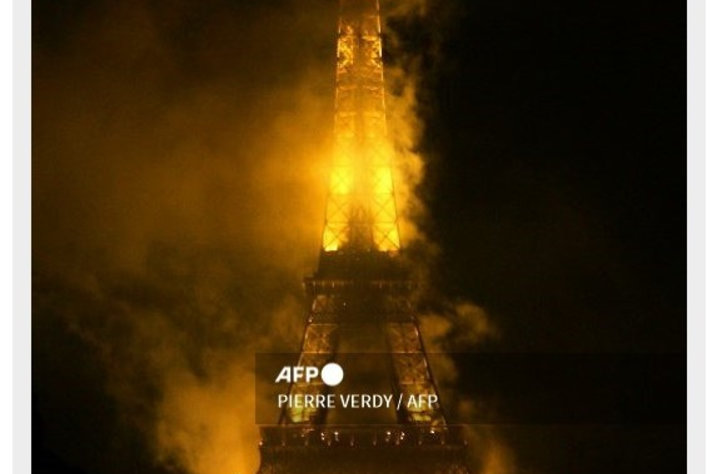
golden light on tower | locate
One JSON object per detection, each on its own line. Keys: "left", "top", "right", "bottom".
{"left": 322, "top": 0, "right": 401, "bottom": 253}
{"left": 258, "top": 2, "right": 472, "bottom": 472}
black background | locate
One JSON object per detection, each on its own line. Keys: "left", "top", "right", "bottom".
{"left": 415, "top": 0, "right": 685, "bottom": 353}
{"left": 419, "top": 1, "right": 685, "bottom": 470}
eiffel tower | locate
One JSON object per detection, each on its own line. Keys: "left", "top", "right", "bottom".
{"left": 258, "top": 1, "right": 471, "bottom": 472}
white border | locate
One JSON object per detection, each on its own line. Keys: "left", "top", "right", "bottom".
{"left": 693, "top": 0, "right": 706, "bottom": 470}
{"left": 13, "top": 0, "right": 31, "bottom": 471}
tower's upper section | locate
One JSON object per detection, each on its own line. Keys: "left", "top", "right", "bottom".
{"left": 321, "top": 0, "right": 400, "bottom": 253}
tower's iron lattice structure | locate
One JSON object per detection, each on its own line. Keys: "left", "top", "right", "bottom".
{"left": 258, "top": 1, "right": 471, "bottom": 472}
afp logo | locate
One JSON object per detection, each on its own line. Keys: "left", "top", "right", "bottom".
{"left": 274, "top": 362, "right": 344, "bottom": 387}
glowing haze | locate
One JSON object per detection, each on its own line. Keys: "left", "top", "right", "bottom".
{"left": 33, "top": 0, "right": 506, "bottom": 473}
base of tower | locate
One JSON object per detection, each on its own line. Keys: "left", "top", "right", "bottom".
{"left": 257, "top": 425, "right": 473, "bottom": 474}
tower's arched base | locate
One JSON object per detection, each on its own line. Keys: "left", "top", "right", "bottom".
{"left": 257, "top": 425, "right": 474, "bottom": 474}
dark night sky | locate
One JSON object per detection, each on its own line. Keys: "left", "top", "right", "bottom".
{"left": 421, "top": 0, "right": 685, "bottom": 353}
{"left": 32, "top": 0, "right": 685, "bottom": 473}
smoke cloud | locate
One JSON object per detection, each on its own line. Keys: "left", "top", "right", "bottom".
{"left": 33, "top": 0, "right": 510, "bottom": 473}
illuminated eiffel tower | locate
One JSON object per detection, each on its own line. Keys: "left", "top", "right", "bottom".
{"left": 258, "top": 1, "right": 471, "bottom": 472}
